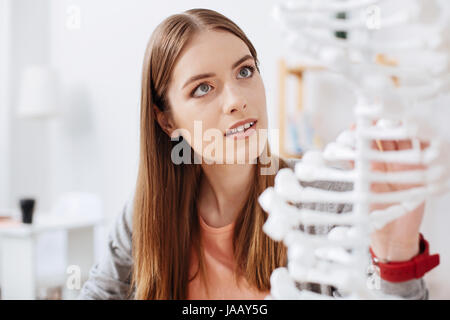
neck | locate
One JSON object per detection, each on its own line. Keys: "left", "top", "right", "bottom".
{"left": 198, "top": 163, "right": 255, "bottom": 228}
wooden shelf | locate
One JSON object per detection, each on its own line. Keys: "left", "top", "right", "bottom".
{"left": 277, "top": 59, "right": 325, "bottom": 159}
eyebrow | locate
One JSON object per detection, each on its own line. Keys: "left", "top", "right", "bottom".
{"left": 181, "top": 54, "right": 255, "bottom": 89}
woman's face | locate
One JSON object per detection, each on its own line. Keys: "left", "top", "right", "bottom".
{"left": 164, "top": 30, "right": 269, "bottom": 164}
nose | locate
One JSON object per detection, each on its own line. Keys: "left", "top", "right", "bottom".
{"left": 222, "top": 83, "right": 247, "bottom": 114}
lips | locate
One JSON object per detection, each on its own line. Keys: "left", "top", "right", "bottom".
{"left": 225, "top": 119, "right": 257, "bottom": 137}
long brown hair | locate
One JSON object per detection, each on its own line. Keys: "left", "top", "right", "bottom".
{"left": 131, "top": 8, "right": 288, "bottom": 300}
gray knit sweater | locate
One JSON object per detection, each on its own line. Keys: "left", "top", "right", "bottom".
{"left": 78, "top": 160, "right": 428, "bottom": 300}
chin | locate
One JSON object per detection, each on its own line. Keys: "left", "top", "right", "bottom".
{"left": 223, "top": 143, "right": 262, "bottom": 164}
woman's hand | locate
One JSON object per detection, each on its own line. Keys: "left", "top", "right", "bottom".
{"left": 369, "top": 139, "right": 429, "bottom": 262}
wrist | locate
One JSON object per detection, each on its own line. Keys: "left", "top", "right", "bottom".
{"left": 370, "top": 233, "right": 440, "bottom": 282}
{"left": 371, "top": 234, "right": 421, "bottom": 262}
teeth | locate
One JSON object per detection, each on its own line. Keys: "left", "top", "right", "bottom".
{"left": 227, "top": 121, "right": 255, "bottom": 136}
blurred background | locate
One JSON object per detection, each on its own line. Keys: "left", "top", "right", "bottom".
{"left": 0, "top": 0, "right": 448, "bottom": 299}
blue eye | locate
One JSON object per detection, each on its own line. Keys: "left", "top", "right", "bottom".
{"left": 192, "top": 83, "right": 211, "bottom": 98}
{"left": 237, "top": 65, "right": 255, "bottom": 79}
{"left": 190, "top": 65, "right": 255, "bottom": 98}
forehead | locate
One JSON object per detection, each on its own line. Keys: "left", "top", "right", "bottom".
{"left": 171, "top": 30, "right": 251, "bottom": 88}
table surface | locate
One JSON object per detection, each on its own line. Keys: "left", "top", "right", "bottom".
{"left": 0, "top": 213, "right": 104, "bottom": 237}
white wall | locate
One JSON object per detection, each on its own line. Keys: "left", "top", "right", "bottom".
{"left": 0, "top": 0, "right": 12, "bottom": 210}
{"left": 6, "top": 0, "right": 54, "bottom": 213}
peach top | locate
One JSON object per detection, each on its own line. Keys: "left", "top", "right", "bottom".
{"left": 187, "top": 213, "right": 270, "bottom": 300}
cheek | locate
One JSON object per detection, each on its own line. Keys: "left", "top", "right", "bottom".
{"left": 194, "top": 116, "right": 224, "bottom": 154}
{"left": 173, "top": 107, "right": 221, "bottom": 150}
{"left": 249, "top": 79, "right": 268, "bottom": 126}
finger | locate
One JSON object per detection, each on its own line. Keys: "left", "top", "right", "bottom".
{"left": 371, "top": 181, "right": 424, "bottom": 193}
{"left": 349, "top": 159, "right": 355, "bottom": 169}
{"left": 397, "top": 139, "right": 412, "bottom": 150}
{"left": 370, "top": 202, "right": 399, "bottom": 212}
{"left": 396, "top": 139, "right": 430, "bottom": 151}
{"left": 370, "top": 138, "right": 428, "bottom": 171}
{"left": 371, "top": 139, "right": 430, "bottom": 151}
{"left": 420, "top": 140, "right": 430, "bottom": 150}
{"left": 370, "top": 140, "right": 397, "bottom": 151}
{"left": 371, "top": 161, "right": 427, "bottom": 172}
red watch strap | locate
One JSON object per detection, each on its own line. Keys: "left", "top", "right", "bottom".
{"left": 370, "top": 233, "right": 440, "bottom": 283}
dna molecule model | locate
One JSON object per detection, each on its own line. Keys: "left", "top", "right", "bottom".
{"left": 259, "top": 0, "right": 450, "bottom": 299}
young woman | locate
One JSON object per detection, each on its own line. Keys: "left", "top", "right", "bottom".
{"left": 78, "top": 8, "right": 432, "bottom": 300}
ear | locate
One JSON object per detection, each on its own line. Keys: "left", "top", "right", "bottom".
{"left": 153, "top": 106, "right": 176, "bottom": 137}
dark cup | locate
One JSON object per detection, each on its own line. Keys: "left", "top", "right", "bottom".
{"left": 20, "top": 198, "right": 35, "bottom": 224}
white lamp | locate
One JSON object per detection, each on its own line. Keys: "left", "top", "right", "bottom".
{"left": 17, "top": 65, "right": 60, "bottom": 119}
